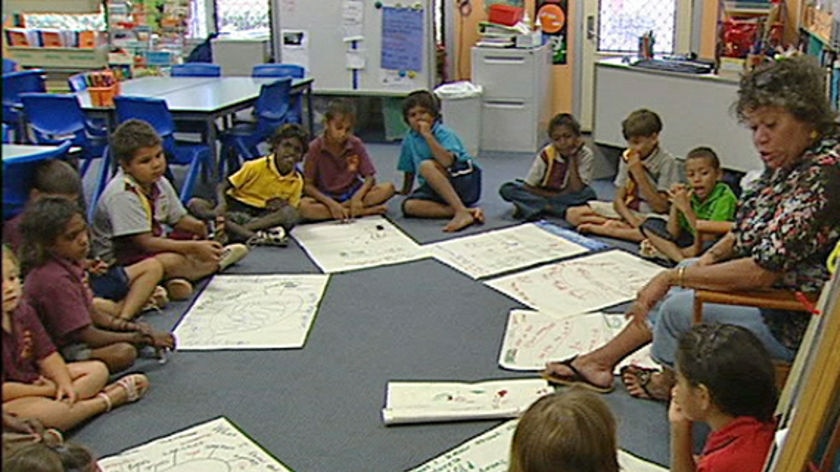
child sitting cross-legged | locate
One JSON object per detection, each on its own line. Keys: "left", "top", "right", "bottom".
{"left": 2, "top": 158, "right": 168, "bottom": 320}
{"left": 21, "top": 198, "right": 175, "bottom": 374}
{"left": 299, "top": 98, "right": 396, "bottom": 222}
{"left": 189, "top": 124, "right": 309, "bottom": 247}
{"left": 499, "top": 113, "right": 597, "bottom": 222}
{"left": 670, "top": 324, "right": 778, "bottom": 472}
{"left": 91, "top": 119, "right": 248, "bottom": 299}
{"left": 566, "top": 108, "right": 682, "bottom": 242}
{"left": 640, "top": 147, "right": 738, "bottom": 263}
{"left": 398, "top": 90, "right": 484, "bottom": 232}
{"left": 2, "top": 245, "right": 149, "bottom": 432}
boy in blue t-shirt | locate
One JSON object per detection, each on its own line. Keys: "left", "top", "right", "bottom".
{"left": 397, "top": 90, "right": 483, "bottom": 232}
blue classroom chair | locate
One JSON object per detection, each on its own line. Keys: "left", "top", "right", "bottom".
{"left": 171, "top": 63, "right": 222, "bottom": 77}
{"left": 67, "top": 72, "right": 90, "bottom": 92}
{"left": 114, "top": 96, "right": 214, "bottom": 204}
{"left": 3, "top": 140, "right": 73, "bottom": 219}
{"left": 219, "top": 78, "right": 295, "bottom": 176}
{"left": 2, "top": 123, "right": 10, "bottom": 143}
{"left": 3, "top": 58, "right": 19, "bottom": 74}
{"left": 251, "top": 64, "right": 305, "bottom": 125}
{"left": 19, "top": 93, "right": 108, "bottom": 178}
{"left": 2, "top": 70, "right": 46, "bottom": 143}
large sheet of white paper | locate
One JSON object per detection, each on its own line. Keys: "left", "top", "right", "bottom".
{"left": 292, "top": 216, "right": 428, "bottom": 273}
{"left": 99, "top": 417, "right": 291, "bottom": 471}
{"left": 173, "top": 274, "right": 329, "bottom": 350}
{"left": 409, "top": 419, "right": 666, "bottom": 472}
{"left": 498, "top": 309, "right": 658, "bottom": 374}
{"left": 382, "top": 378, "right": 551, "bottom": 425}
{"left": 485, "top": 250, "right": 665, "bottom": 315}
{"left": 427, "top": 223, "right": 589, "bottom": 279}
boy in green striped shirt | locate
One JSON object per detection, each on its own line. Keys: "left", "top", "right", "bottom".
{"left": 640, "top": 147, "right": 738, "bottom": 263}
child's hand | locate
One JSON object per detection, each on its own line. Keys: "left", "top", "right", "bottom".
{"left": 34, "top": 376, "right": 56, "bottom": 397}
{"left": 147, "top": 330, "right": 176, "bottom": 350}
{"left": 265, "top": 198, "right": 288, "bottom": 211}
{"left": 349, "top": 197, "right": 364, "bottom": 219}
{"left": 328, "top": 201, "right": 350, "bottom": 222}
{"left": 192, "top": 240, "right": 223, "bottom": 262}
{"left": 668, "top": 184, "right": 692, "bottom": 211}
{"left": 55, "top": 382, "right": 77, "bottom": 405}
{"left": 85, "top": 258, "right": 110, "bottom": 275}
{"left": 416, "top": 120, "right": 433, "bottom": 136}
{"left": 668, "top": 391, "right": 689, "bottom": 424}
{"left": 623, "top": 149, "right": 642, "bottom": 167}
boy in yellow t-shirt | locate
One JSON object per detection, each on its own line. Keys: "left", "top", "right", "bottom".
{"left": 188, "top": 124, "right": 308, "bottom": 247}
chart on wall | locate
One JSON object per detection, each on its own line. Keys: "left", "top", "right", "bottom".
{"left": 273, "top": 0, "right": 434, "bottom": 93}
{"left": 98, "top": 417, "right": 291, "bottom": 471}
{"left": 536, "top": 0, "right": 568, "bottom": 64}
{"left": 173, "top": 274, "right": 329, "bottom": 350}
{"left": 485, "top": 250, "right": 665, "bottom": 315}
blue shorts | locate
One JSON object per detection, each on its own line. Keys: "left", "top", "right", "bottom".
{"left": 89, "top": 266, "right": 130, "bottom": 301}
{"left": 402, "top": 161, "right": 482, "bottom": 211}
{"left": 641, "top": 217, "right": 695, "bottom": 248}
{"left": 325, "top": 179, "right": 364, "bottom": 203}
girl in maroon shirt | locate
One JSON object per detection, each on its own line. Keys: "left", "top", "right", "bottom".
{"left": 2, "top": 246, "right": 150, "bottom": 432}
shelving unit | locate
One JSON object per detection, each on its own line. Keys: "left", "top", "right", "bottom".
{"left": 797, "top": 4, "right": 840, "bottom": 110}
{"left": 718, "top": 1, "right": 786, "bottom": 59}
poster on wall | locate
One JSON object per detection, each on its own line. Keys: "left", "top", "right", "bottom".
{"left": 536, "top": 0, "right": 568, "bottom": 65}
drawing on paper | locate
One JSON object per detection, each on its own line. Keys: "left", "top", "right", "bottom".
{"left": 98, "top": 417, "right": 291, "bottom": 472}
{"left": 499, "top": 309, "right": 657, "bottom": 373}
{"left": 382, "top": 378, "right": 552, "bottom": 425}
{"left": 291, "top": 216, "right": 428, "bottom": 273}
{"left": 408, "top": 418, "right": 667, "bottom": 472}
{"left": 485, "top": 250, "right": 665, "bottom": 315}
{"left": 173, "top": 274, "right": 329, "bottom": 350}
{"left": 427, "top": 222, "right": 589, "bottom": 279}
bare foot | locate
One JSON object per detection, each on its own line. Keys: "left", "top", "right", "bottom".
{"left": 620, "top": 366, "right": 673, "bottom": 401}
{"left": 443, "top": 209, "right": 476, "bottom": 232}
{"left": 577, "top": 223, "right": 597, "bottom": 234}
{"left": 543, "top": 355, "right": 614, "bottom": 391}
{"left": 469, "top": 208, "right": 485, "bottom": 224}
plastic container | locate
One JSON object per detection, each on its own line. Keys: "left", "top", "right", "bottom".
{"left": 434, "top": 82, "right": 483, "bottom": 158}
{"left": 89, "top": 85, "right": 118, "bottom": 107}
{"left": 488, "top": 4, "right": 524, "bottom": 27}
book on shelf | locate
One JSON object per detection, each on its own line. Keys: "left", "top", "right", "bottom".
{"left": 381, "top": 378, "right": 552, "bottom": 425}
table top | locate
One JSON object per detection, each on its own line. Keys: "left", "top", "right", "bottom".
{"left": 76, "top": 76, "right": 313, "bottom": 112}
{"left": 2, "top": 144, "right": 63, "bottom": 163}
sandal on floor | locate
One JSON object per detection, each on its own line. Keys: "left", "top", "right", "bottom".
{"left": 98, "top": 373, "right": 150, "bottom": 412}
{"left": 541, "top": 356, "right": 614, "bottom": 394}
{"left": 619, "top": 365, "right": 671, "bottom": 402}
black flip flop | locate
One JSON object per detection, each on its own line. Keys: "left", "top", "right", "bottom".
{"left": 541, "top": 356, "right": 615, "bottom": 394}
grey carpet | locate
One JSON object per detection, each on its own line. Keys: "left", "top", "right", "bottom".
{"left": 72, "top": 138, "right": 705, "bottom": 471}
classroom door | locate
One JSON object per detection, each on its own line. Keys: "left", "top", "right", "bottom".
{"left": 575, "top": 0, "right": 693, "bottom": 132}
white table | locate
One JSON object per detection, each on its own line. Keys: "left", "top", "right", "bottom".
{"left": 593, "top": 58, "right": 758, "bottom": 173}
{"left": 2, "top": 143, "right": 67, "bottom": 165}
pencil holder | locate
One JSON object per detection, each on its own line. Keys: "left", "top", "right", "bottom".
{"left": 89, "top": 85, "right": 117, "bottom": 107}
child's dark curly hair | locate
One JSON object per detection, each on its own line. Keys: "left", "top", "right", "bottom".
{"left": 268, "top": 123, "right": 309, "bottom": 155}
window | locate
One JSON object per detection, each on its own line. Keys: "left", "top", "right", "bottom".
{"left": 214, "top": 0, "right": 270, "bottom": 33}
{"left": 598, "top": 0, "right": 677, "bottom": 54}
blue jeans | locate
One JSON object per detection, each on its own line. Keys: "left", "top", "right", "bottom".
{"left": 646, "top": 259, "right": 796, "bottom": 368}
{"left": 499, "top": 180, "right": 597, "bottom": 221}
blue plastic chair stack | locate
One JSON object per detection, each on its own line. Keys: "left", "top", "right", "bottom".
{"left": 66, "top": 73, "right": 110, "bottom": 137}
{"left": 114, "top": 96, "right": 214, "bottom": 203}
{"left": 19, "top": 93, "right": 108, "bottom": 178}
{"left": 3, "top": 58, "right": 19, "bottom": 74}
{"left": 219, "top": 78, "right": 294, "bottom": 175}
{"left": 2, "top": 70, "right": 46, "bottom": 143}
{"left": 170, "top": 63, "right": 222, "bottom": 77}
{"left": 2, "top": 123, "right": 10, "bottom": 143}
{"left": 3, "top": 141, "right": 73, "bottom": 219}
{"left": 251, "top": 64, "right": 305, "bottom": 124}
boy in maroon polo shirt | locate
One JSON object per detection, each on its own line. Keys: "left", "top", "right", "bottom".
{"left": 299, "top": 99, "right": 395, "bottom": 221}
{"left": 21, "top": 198, "right": 175, "bottom": 373}
{"left": 669, "top": 324, "right": 777, "bottom": 472}
{"left": 3, "top": 246, "right": 150, "bottom": 431}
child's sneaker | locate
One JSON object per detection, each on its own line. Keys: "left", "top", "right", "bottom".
{"left": 219, "top": 243, "right": 249, "bottom": 271}
{"left": 246, "top": 227, "right": 289, "bottom": 248}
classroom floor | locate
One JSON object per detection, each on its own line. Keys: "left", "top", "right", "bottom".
{"left": 72, "top": 137, "right": 707, "bottom": 471}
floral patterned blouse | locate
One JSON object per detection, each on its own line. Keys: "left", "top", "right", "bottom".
{"left": 733, "top": 134, "right": 840, "bottom": 349}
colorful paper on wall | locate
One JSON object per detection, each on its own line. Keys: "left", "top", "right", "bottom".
{"left": 536, "top": 0, "right": 568, "bottom": 64}
{"left": 381, "top": 6, "right": 424, "bottom": 72}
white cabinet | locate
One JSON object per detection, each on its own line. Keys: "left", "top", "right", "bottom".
{"left": 211, "top": 33, "right": 271, "bottom": 76}
{"left": 471, "top": 45, "right": 551, "bottom": 153}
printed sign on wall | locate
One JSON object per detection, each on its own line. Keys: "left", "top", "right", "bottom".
{"left": 536, "top": 0, "right": 568, "bottom": 65}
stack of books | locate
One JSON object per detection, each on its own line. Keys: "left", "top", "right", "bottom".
{"left": 476, "top": 21, "right": 530, "bottom": 48}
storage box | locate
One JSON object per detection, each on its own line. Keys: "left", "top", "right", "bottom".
{"left": 89, "top": 85, "right": 118, "bottom": 107}
{"left": 488, "top": 5, "right": 524, "bottom": 27}
{"left": 516, "top": 31, "right": 542, "bottom": 48}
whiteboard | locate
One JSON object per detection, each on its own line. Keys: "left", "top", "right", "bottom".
{"left": 273, "top": 0, "right": 435, "bottom": 95}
